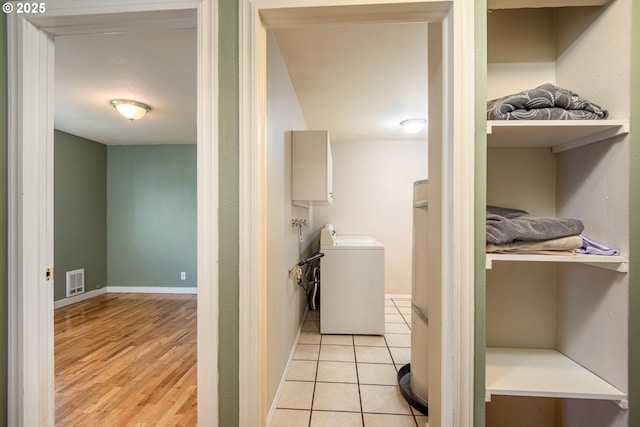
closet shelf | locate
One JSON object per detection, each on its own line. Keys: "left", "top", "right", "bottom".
{"left": 485, "top": 347, "right": 628, "bottom": 408}
{"left": 486, "top": 120, "right": 629, "bottom": 153}
{"left": 488, "top": 0, "right": 609, "bottom": 10}
{"left": 486, "top": 253, "right": 628, "bottom": 272}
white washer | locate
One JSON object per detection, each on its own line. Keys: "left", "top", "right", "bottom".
{"left": 319, "top": 224, "right": 385, "bottom": 335}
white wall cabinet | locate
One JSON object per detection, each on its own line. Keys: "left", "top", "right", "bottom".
{"left": 484, "top": 1, "right": 631, "bottom": 426}
{"left": 291, "top": 130, "right": 333, "bottom": 207}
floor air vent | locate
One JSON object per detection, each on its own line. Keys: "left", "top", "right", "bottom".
{"left": 66, "top": 269, "right": 85, "bottom": 297}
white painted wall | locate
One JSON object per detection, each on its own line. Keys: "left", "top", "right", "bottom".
{"left": 314, "top": 139, "right": 428, "bottom": 295}
{"left": 265, "top": 30, "right": 313, "bottom": 408}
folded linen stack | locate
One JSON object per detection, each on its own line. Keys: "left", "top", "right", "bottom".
{"left": 487, "top": 83, "right": 608, "bottom": 121}
{"left": 486, "top": 206, "right": 584, "bottom": 255}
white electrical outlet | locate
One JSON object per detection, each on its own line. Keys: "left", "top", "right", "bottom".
{"left": 181, "top": 272, "right": 186, "bottom": 280}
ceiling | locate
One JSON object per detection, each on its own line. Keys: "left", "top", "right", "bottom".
{"left": 273, "top": 22, "right": 428, "bottom": 141}
{"left": 54, "top": 22, "right": 427, "bottom": 145}
{"left": 55, "top": 29, "right": 197, "bottom": 145}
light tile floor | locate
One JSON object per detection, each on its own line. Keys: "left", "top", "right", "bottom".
{"left": 270, "top": 298, "right": 428, "bottom": 427}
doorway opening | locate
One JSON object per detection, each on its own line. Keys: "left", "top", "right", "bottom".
{"left": 240, "top": 1, "right": 476, "bottom": 426}
{"left": 263, "top": 20, "right": 428, "bottom": 425}
{"left": 6, "top": 2, "right": 218, "bottom": 425}
{"left": 52, "top": 29, "right": 198, "bottom": 423}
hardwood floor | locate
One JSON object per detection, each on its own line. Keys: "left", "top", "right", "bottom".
{"left": 55, "top": 293, "right": 197, "bottom": 426}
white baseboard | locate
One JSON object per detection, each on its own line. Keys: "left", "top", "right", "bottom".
{"left": 54, "top": 287, "right": 107, "bottom": 309}
{"left": 106, "top": 286, "right": 197, "bottom": 294}
{"left": 54, "top": 286, "right": 197, "bottom": 309}
{"left": 266, "top": 306, "right": 309, "bottom": 426}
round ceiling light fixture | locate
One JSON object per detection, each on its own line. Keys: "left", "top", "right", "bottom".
{"left": 400, "top": 118, "right": 427, "bottom": 134}
{"left": 110, "top": 99, "right": 151, "bottom": 121}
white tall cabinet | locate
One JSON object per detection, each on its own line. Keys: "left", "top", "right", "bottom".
{"left": 483, "top": 1, "right": 632, "bottom": 426}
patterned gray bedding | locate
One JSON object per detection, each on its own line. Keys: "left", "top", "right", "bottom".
{"left": 487, "top": 83, "right": 608, "bottom": 121}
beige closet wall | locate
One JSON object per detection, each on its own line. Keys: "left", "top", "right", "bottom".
{"left": 487, "top": 8, "right": 556, "bottom": 100}
{"left": 484, "top": 1, "right": 632, "bottom": 425}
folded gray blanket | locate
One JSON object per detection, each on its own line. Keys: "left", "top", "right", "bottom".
{"left": 487, "top": 83, "right": 608, "bottom": 121}
{"left": 486, "top": 206, "right": 584, "bottom": 245}
{"left": 487, "top": 235, "right": 583, "bottom": 255}
{"left": 487, "top": 205, "right": 529, "bottom": 219}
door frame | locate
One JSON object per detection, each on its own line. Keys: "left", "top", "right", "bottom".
{"left": 239, "top": 0, "right": 476, "bottom": 425}
{"left": 6, "top": 1, "right": 218, "bottom": 425}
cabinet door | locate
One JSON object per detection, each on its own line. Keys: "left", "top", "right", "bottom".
{"left": 292, "top": 130, "right": 333, "bottom": 206}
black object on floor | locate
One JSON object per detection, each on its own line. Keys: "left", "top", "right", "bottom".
{"left": 397, "top": 363, "right": 428, "bottom": 415}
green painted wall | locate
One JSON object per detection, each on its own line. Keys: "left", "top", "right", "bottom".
{"left": 474, "top": 1, "right": 487, "bottom": 426}
{"left": 107, "top": 145, "right": 197, "bottom": 288}
{"left": 217, "top": 0, "right": 240, "bottom": 423}
{"left": 54, "top": 139, "right": 196, "bottom": 298}
{"left": 0, "top": 13, "right": 8, "bottom": 427}
{"left": 629, "top": 0, "right": 639, "bottom": 423}
{"left": 54, "top": 130, "right": 107, "bottom": 301}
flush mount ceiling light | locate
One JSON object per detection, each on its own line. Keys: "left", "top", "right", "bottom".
{"left": 400, "top": 118, "right": 427, "bottom": 134}
{"left": 110, "top": 99, "right": 151, "bottom": 121}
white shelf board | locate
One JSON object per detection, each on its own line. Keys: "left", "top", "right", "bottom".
{"left": 486, "top": 347, "right": 627, "bottom": 407}
{"left": 486, "top": 253, "right": 628, "bottom": 272}
{"left": 488, "top": 0, "right": 609, "bottom": 9}
{"left": 486, "top": 120, "right": 629, "bottom": 153}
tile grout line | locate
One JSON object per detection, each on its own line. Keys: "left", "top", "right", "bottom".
{"left": 307, "top": 333, "right": 321, "bottom": 427}
{"left": 350, "top": 334, "right": 367, "bottom": 426}
{"left": 276, "top": 299, "right": 418, "bottom": 426}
